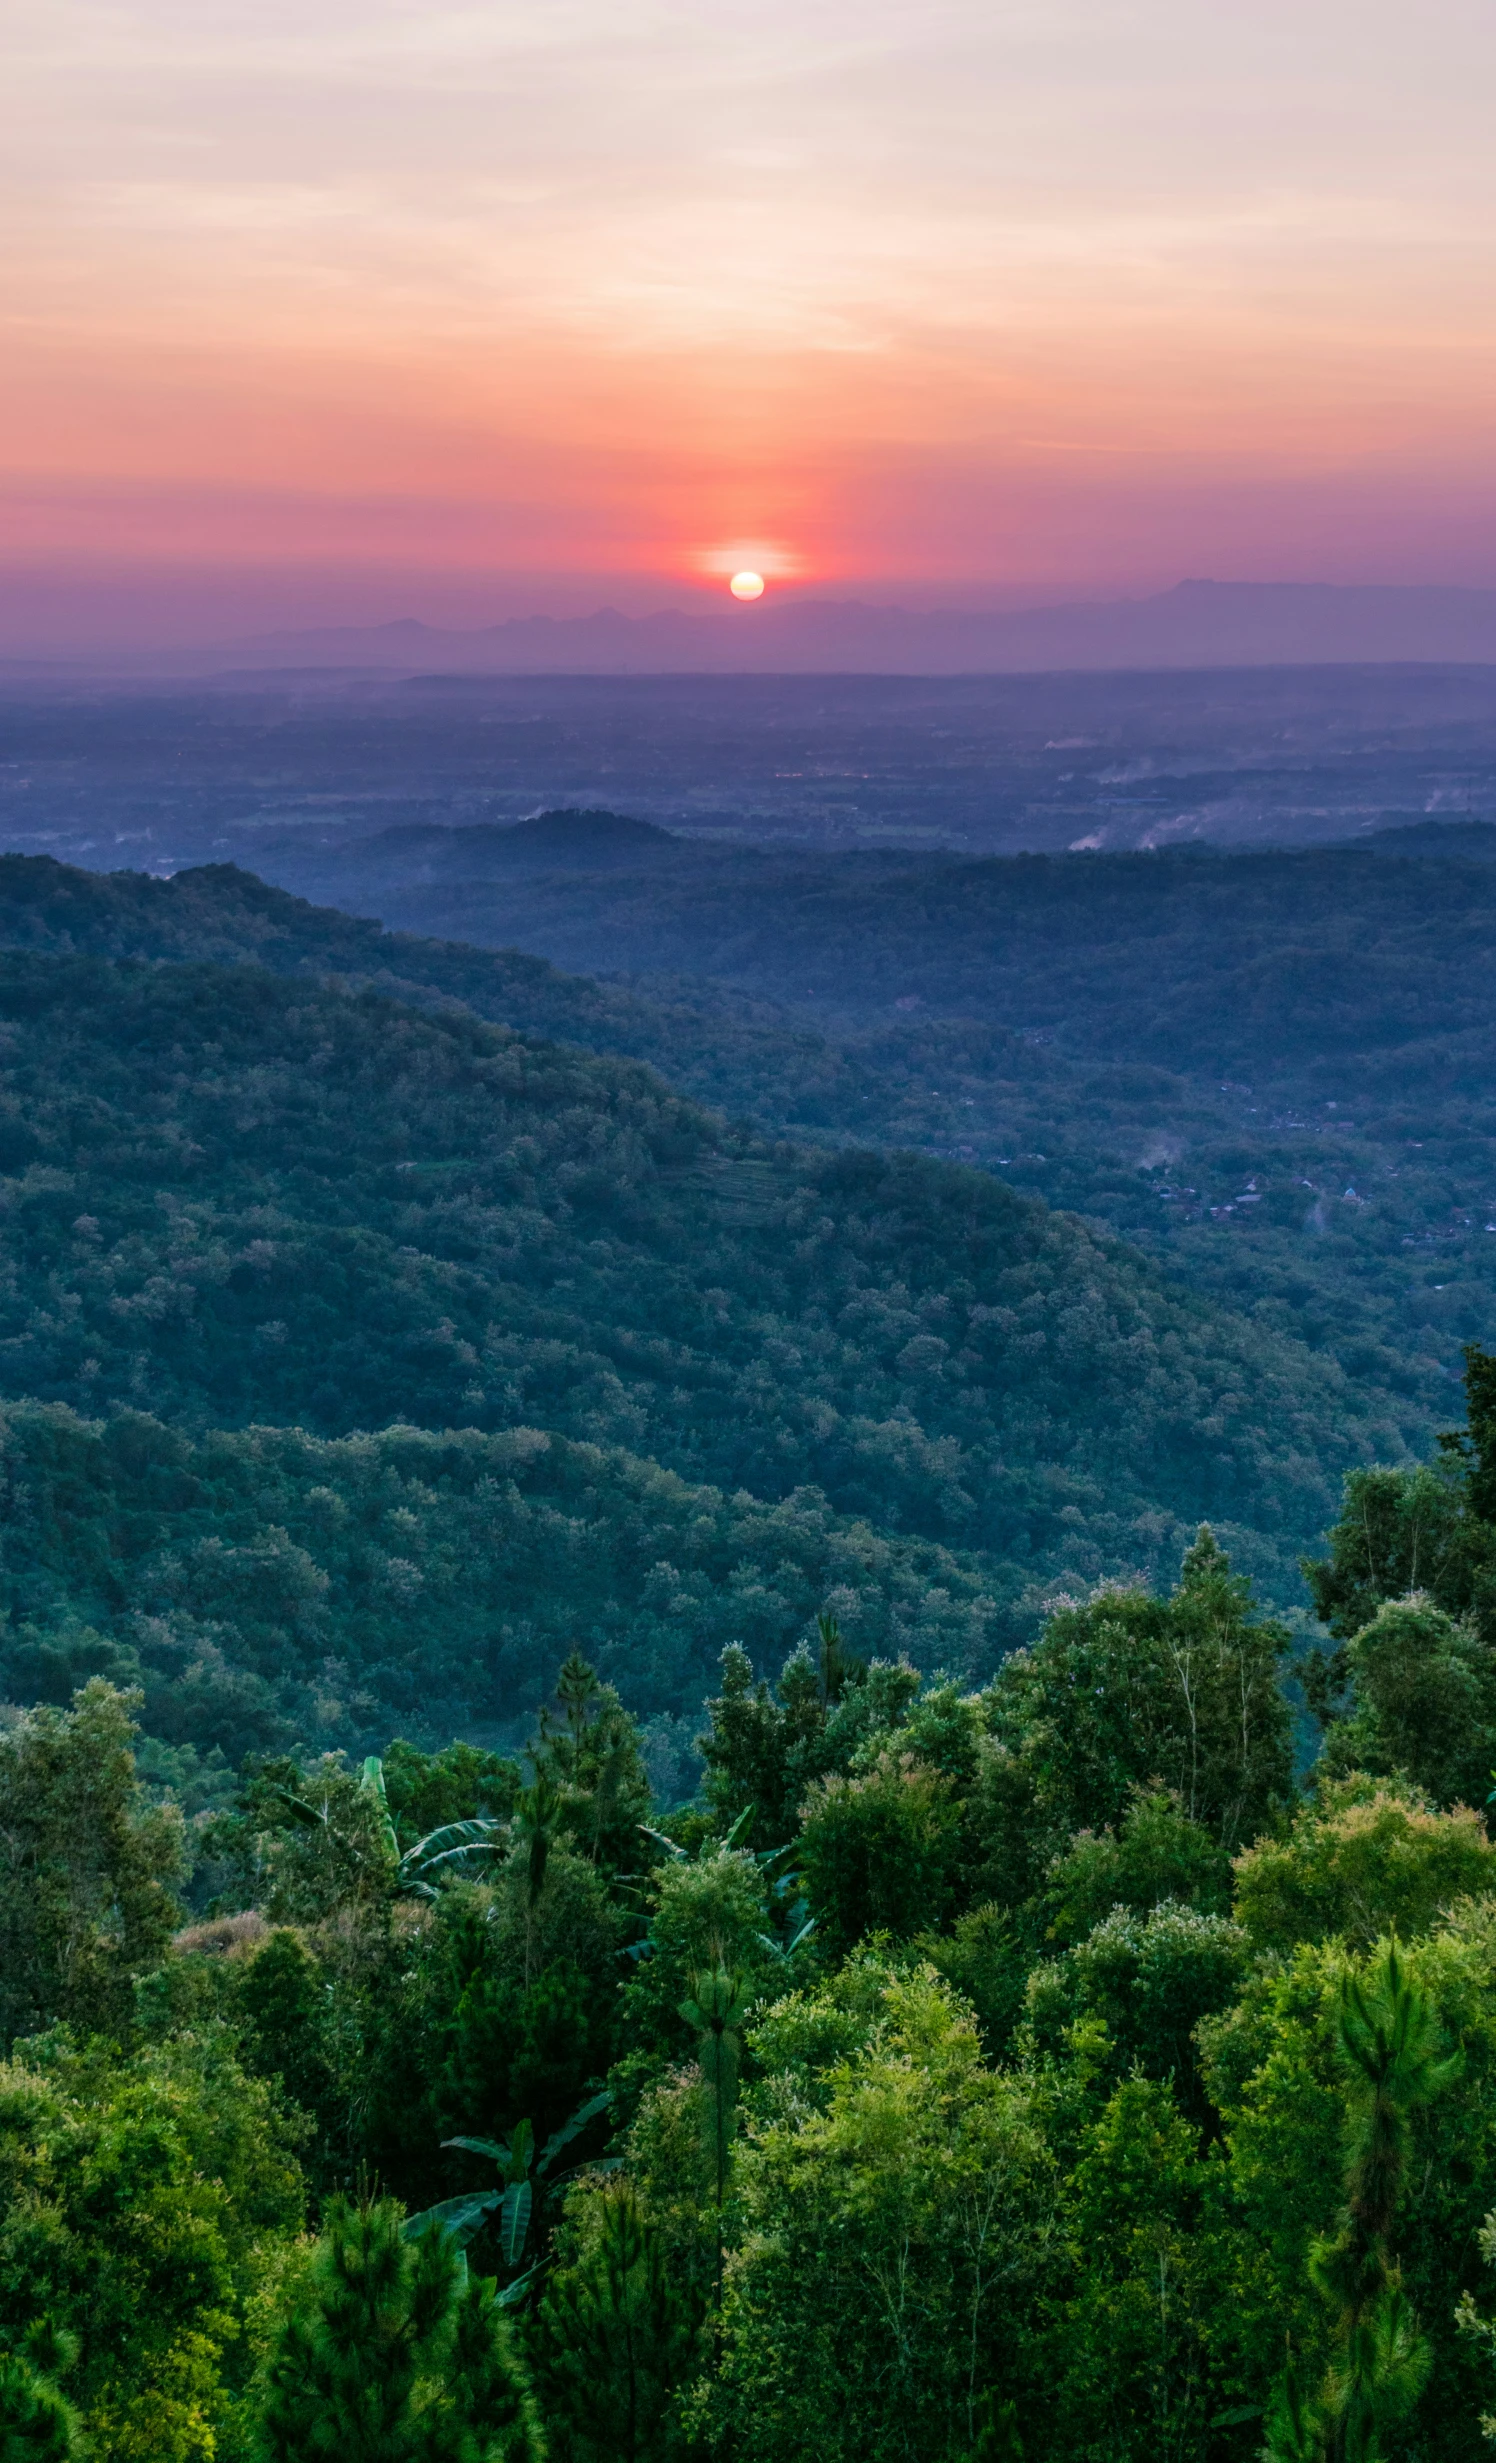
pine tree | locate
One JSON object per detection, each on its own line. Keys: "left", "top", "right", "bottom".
{"left": 252, "top": 2197, "right": 542, "bottom": 2463}
{"left": 1265, "top": 1940, "right": 1460, "bottom": 2463}
{"left": 0, "top": 2329, "right": 83, "bottom": 2463}
{"left": 532, "top": 2180, "right": 697, "bottom": 2463}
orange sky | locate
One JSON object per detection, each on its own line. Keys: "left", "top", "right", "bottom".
{"left": 6, "top": 0, "right": 1496, "bottom": 643}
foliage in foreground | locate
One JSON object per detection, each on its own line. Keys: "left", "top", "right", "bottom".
{"left": 8, "top": 1359, "right": 1496, "bottom": 2458}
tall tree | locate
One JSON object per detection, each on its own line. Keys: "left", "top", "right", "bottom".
{"left": 989, "top": 1529, "right": 1292, "bottom": 1853}
{"left": 0, "top": 1680, "right": 183, "bottom": 2048}
{"left": 680, "top": 1967, "right": 749, "bottom": 2323}
{"left": 1265, "top": 1941, "right": 1460, "bottom": 2463}
{"left": 531, "top": 2180, "right": 697, "bottom": 2463}
{"left": 252, "top": 2197, "right": 541, "bottom": 2463}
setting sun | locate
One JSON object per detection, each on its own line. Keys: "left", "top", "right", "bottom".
{"left": 730, "top": 571, "right": 765, "bottom": 601}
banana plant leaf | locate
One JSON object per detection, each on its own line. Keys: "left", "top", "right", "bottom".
{"left": 546, "top": 2154, "right": 623, "bottom": 2196}
{"left": 499, "top": 2179, "right": 532, "bottom": 2268}
{"left": 270, "top": 1787, "right": 325, "bottom": 1829}
{"left": 407, "top": 1841, "right": 504, "bottom": 1877}
{"left": 493, "top": 2263, "right": 542, "bottom": 2311}
{"left": 536, "top": 2088, "right": 610, "bottom": 2176}
{"left": 359, "top": 1756, "right": 401, "bottom": 1862}
{"left": 756, "top": 1912, "right": 816, "bottom": 1961}
{"left": 443, "top": 2133, "right": 512, "bottom": 2165}
{"left": 400, "top": 2190, "right": 500, "bottom": 2249}
{"left": 403, "top": 1818, "right": 505, "bottom": 1865}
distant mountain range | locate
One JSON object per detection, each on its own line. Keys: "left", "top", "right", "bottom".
{"left": 146, "top": 578, "right": 1496, "bottom": 677}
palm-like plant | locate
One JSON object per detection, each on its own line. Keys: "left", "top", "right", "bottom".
{"left": 680, "top": 1965, "right": 749, "bottom": 2323}
{"left": 274, "top": 1755, "right": 505, "bottom": 1903}
{"left": 404, "top": 2091, "right": 613, "bottom": 2291}
{"left": 637, "top": 1805, "right": 816, "bottom": 1963}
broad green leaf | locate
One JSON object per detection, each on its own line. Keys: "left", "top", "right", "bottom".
{"left": 493, "top": 2262, "right": 541, "bottom": 2310}
{"left": 404, "top": 1817, "right": 505, "bottom": 1865}
{"left": 401, "top": 2190, "right": 499, "bottom": 2249}
{"left": 358, "top": 1755, "right": 399, "bottom": 1862}
{"left": 499, "top": 2178, "right": 533, "bottom": 2268}
{"left": 721, "top": 1805, "right": 754, "bottom": 1851}
{"left": 271, "top": 1787, "right": 324, "bottom": 1830}
{"left": 408, "top": 1840, "right": 504, "bottom": 1881}
{"left": 536, "top": 2088, "right": 610, "bottom": 2176}
{"left": 442, "top": 2134, "right": 510, "bottom": 2165}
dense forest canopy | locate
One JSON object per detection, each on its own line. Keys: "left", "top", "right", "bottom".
{"left": 0, "top": 1402, "right": 1007, "bottom": 1777}
{"left": 278, "top": 825, "right": 1496, "bottom": 1453}
{"left": 232, "top": 824, "right": 1496, "bottom": 1072}
{"left": 5, "top": 1401, "right": 1496, "bottom": 2459}
{"left": 0, "top": 938, "right": 1379, "bottom": 1631}
{"left": 3, "top": 816, "right": 1496, "bottom": 2457}
{"left": 0, "top": 846, "right": 1485, "bottom": 1452}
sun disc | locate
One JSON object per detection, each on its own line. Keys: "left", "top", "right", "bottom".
{"left": 730, "top": 571, "right": 765, "bottom": 600}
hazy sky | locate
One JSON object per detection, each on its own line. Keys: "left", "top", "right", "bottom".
{"left": 6, "top": 0, "right": 1496, "bottom": 639}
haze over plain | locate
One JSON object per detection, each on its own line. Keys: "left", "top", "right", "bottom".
{"left": 8, "top": 0, "right": 1496, "bottom": 652}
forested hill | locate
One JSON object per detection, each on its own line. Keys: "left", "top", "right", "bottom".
{"left": 0, "top": 947, "right": 1382, "bottom": 1659}
{"left": 0, "top": 849, "right": 1485, "bottom": 1443}
{"left": 0, "top": 851, "right": 698, "bottom": 1058}
{"left": 281, "top": 828, "right": 1496, "bottom": 1082}
{"left": 0, "top": 1404, "right": 1002, "bottom": 1771}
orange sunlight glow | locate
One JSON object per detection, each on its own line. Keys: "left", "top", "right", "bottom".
{"left": 8, "top": 0, "right": 1496, "bottom": 644}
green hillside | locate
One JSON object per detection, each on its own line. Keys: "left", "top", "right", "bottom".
{"left": 0, "top": 849, "right": 1480, "bottom": 1423}
{"left": 0, "top": 1401, "right": 1001, "bottom": 1766}
{"left": 0, "top": 947, "right": 1370, "bottom": 1577}
{"left": 308, "top": 833, "right": 1496, "bottom": 1074}
{"left": 38, "top": 834, "right": 1472, "bottom": 1426}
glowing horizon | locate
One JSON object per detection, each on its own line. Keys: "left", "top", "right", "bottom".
{"left": 6, "top": 0, "right": 1496, "bottom": 646}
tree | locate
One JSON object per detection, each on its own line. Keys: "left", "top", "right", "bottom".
{"left": 532, "top": 1655, "right": 653, "bottom": 1873}
{"left": 0, "top": 2330, "right": 83, "bottom": 2463}
{"left": 0, "top": 2029, "right": 305, "bottom": 2461}
{"left": 1022, "top": 1900, "right": 1248, "bottom": 2117}
{"left": 0, "top": 1680, "right": 183, "bottom": 2048}
{"left": 1233, "top": 1775, "right": 1496, "bottom": 1954}
{"left": 1054, "top": 2076, "right": 1225, "bottom": 2463}
{"left": 1305, "top": 1350, "right": 1496, "bottom": 1661}
{"left": 1440, "top": 1343, "right": 1496, "bottom": 1528}
{"left": 530, "top": 2178, "right": 697, "bottom": 2463}
{"left": 1456, "top": 2208, "right": 1496, "bottom": 2440}
{"left": 1264, "top": 1941, "right": 1460, "bottom": 2463}
{"left": 797, "top": 1751, "right": 963, "bottom": 1954}
{"left": 252, "top": 2197, "right": 541, "bottom": 2463}
{"left": 1197, "top": 1903, "right": 1496, "bottom": 2459}
{"left": 1039, "top": 1785, "right": 1234, "bottom": 1946}
{"left": 379, "top": 1740, "right": 521, "bottom": 1841}
{"left": 713, "top": 1969, "right": 1054, "bottom": 2463}
{"left": 621, "top": 1841, "right": 778, "bottom": 2067}
{"left": 988, "top": 1530, "right": 1292, "bottom": 1853}
{"left": 429, "top": 2089, "right": 612, "bottom": 2276}
{"left": 253, "top": 1755, "right": 504, "bottom": 1921}
{"left": 1305, "top": 1465, "right": 1485, "bottom": 1650}
{"left": 697, "top": 1642, "right": 920, "bottom": 1849}
{"left": 680, "top": 1967, "right": 749, "bottom": 2322}
{"left": 432, "top": 1844, "right": 626, "bottom": 2153}
{"left": 231, "top": 1928, "right": 343, "bottom": 2186}
{"left": 1314, "top": 1597, "right": 1496, "bottom": 1811}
